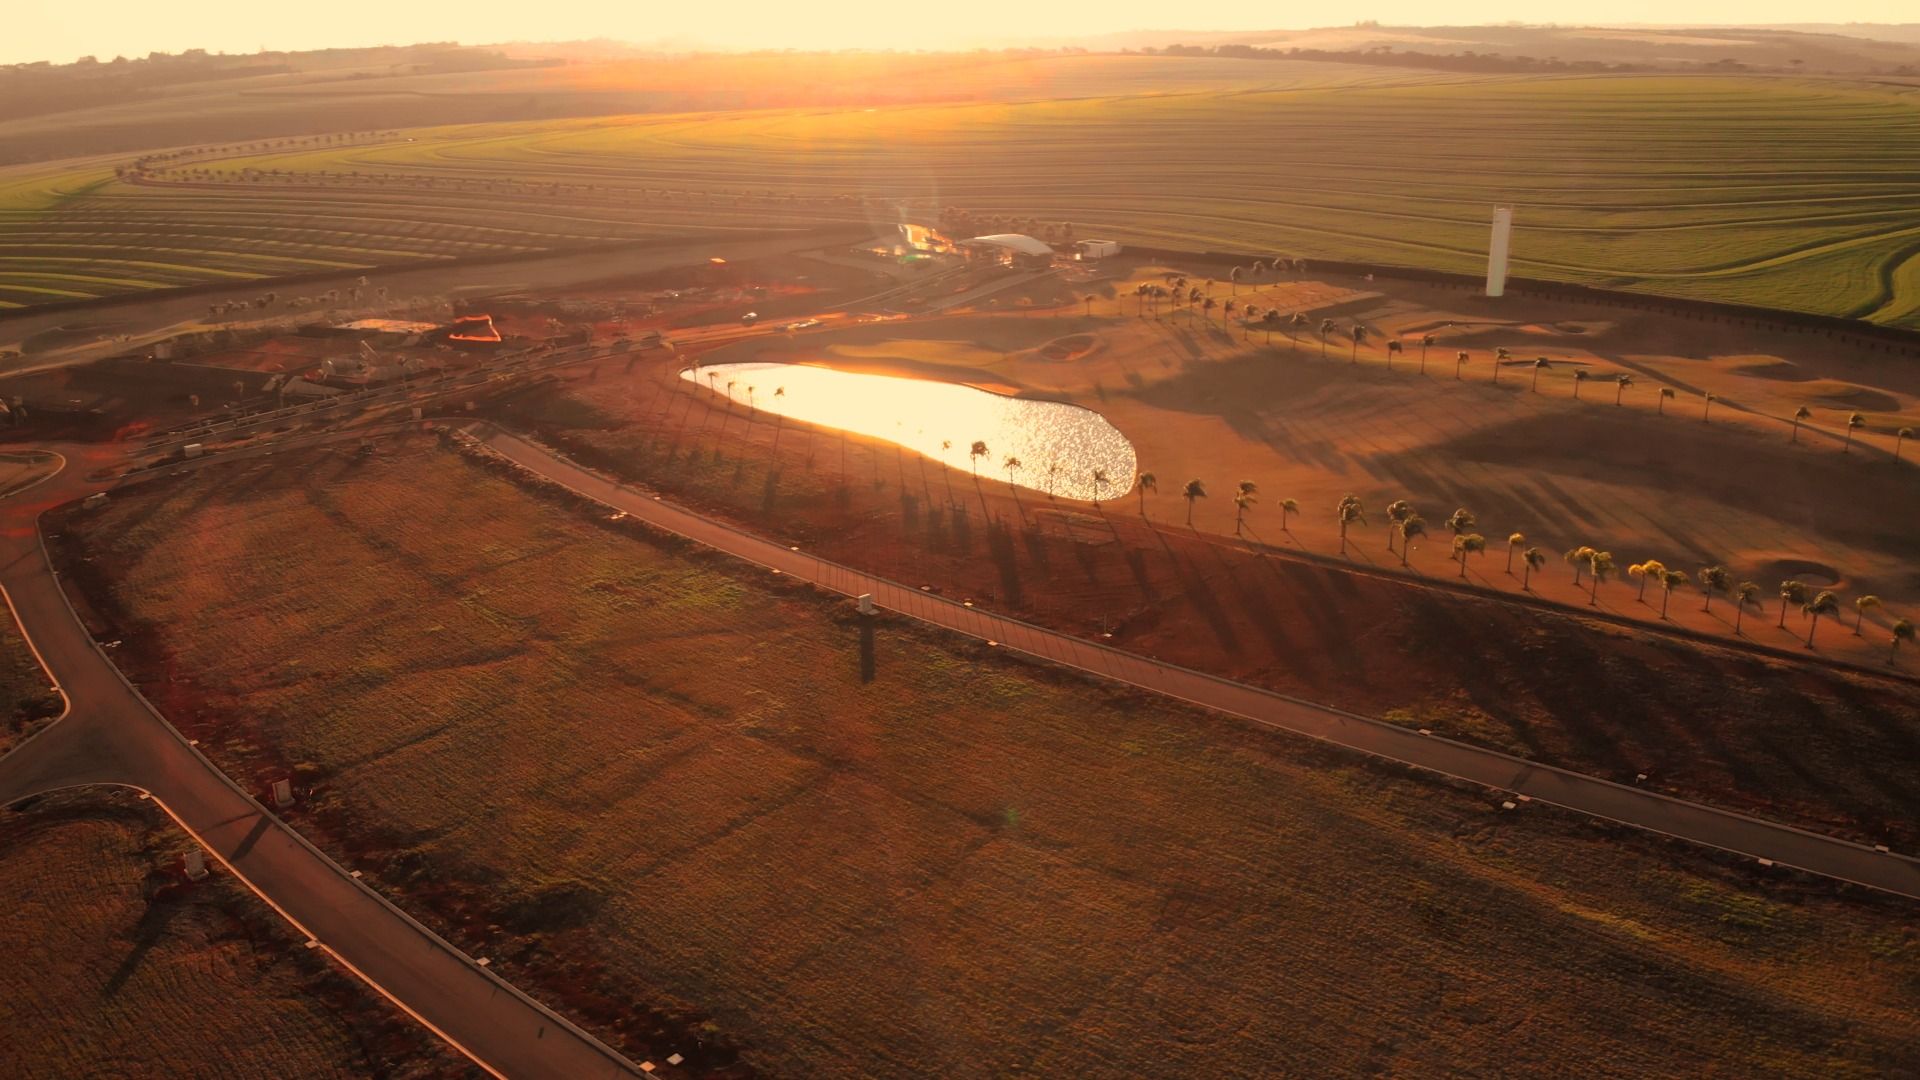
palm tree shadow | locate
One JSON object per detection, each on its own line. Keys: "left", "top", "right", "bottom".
{"left": 103, "top": 895, "right": 187, "bottom": 999}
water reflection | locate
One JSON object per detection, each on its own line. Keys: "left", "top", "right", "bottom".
{"left": 681, "top": 362, "right": 1136, "bottom": 501}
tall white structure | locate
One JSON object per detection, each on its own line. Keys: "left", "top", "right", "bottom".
{"left": 1486, "top": 208, "right": 1513, "bottom": 298}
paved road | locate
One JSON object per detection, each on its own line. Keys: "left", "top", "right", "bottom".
{"left": 0, "top": 449, "right": 645, "bottom": 1080}
{"left": 471, "top": 424, "right": 1920, "bottom": 902}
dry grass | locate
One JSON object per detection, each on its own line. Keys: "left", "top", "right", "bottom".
{"left": 53, "top": 437, "right": 1920, "bottom": 1078}
{"left": 0, "top": 603, "right": 60, "bottom": 757}
{"left": 0, "top": 788, "right": 462, "bottom": 1079}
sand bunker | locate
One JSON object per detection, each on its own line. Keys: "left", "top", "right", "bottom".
{"left": 1035, "top": 334, "right": 1098, "bottom": 362}
{"left": 1752, "top": 557, "right": 1842, "bottom": 588}
{"left": 1807, "top": 383, "right": 1900, "bottom": 412}
{"left": 1727, "top": 358, "right": 1812, "bottom": 382}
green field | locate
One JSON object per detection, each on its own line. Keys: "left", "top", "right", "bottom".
{"left": 5, "top": 68, "right": 1920, "bottom": 326}
{"left": 53, "top": 438, "right": 1920, "bottom": 1078}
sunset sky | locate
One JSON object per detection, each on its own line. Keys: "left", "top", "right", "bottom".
{"left": 9, "top": 0, "right": 1917, "bottom": 65}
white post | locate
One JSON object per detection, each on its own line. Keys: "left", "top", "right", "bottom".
{"left": 857, "top": 593, "right": 876, "bottom": 616}
{"left": 1486, "top": 208, "right": 1513, "bottom": 298}
{"left": 272, "top": 778, "right": 294, "bottom": 808}
{"left": 184, "top": 848, "right": 207, "bottom": 881}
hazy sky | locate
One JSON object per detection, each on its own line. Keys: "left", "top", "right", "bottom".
{"left": 10, "top": 0, "right": 1917, "bottom": 65}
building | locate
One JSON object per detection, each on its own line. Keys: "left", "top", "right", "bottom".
{"left": 1486, "top": 208, "right": 1513, "bottom": 298}
{"left": 1076, "top": 239, "right": 1121, "bottom": 260}
{"left": 958, "top": 233, "right": 1056, "bottom": 269}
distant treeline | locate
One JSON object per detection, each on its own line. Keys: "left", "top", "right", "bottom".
{"left": 1144, "top": 43, "right": 1652, "bottom": 75}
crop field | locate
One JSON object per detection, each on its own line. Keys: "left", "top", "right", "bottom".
{"left": 5, "top": 70, "right": 1920, "bottom": 326}
{"left": 0, "top": 789, "right": 457, "bottom": 1079}
{"left": 54, "top": 439, "right": 1920, "bottom": 1078}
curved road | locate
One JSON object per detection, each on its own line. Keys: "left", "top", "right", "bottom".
{"left": 0, "top": 447, "right": 645, "bottom": 1079}
{"left": 469, "top": 424, "right": 1920, "bottom": 902}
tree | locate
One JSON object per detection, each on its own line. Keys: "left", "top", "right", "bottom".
{"left": 1445, "top": 507, "right": 1476, "bottom": 536}
{"left": 1455, "top": 350, "right": 1469, "bottom": 380}
{"left": 1587, "top": 550, "right": 1615, "bottom": 604}
{"left": 1614, "top": 374, "right": 1633, "bottom": 406}
{"left": 1531, "top": 358, "right": 1550, "bottom": 393}
{"left": 770, "top": 387, "right": 787, "bottom": 451}
{"left": 1698, "top": 565, "right": 1730, "bottom": 614}
{"left": 1419, "top": 333, "right": 1435, "bottom": 374}
{"left": 969, "top": 440, "right": 988, "bottom": 479}
{"left": 1573, "top": 369, "right": 1588, "bottom": 400}
{"left": 1892, "top": 617, "right": 1914, "bottom": 664}
{"left": 1790, "top": 405, "right": 1811, "bottom": 444}
{"left": 1233, "top": 482, "right": 1258, "bottom": 535}
{"left": 1135, "top": 471, "right": 1156, "bottom": 515}
{"left": 1702, "top": 393, "right": 1717, "bottom": 423}
{"left": 1003, "top": 454, "right": 1023, "bottom": 494}
{"left": 1279, "top": 497, "right": 1298, "bottom": 530}
{"left": 1083, "top": 294, "right": 1094, "bottom": 317}
{"left": 1319, "top": 318, "right": 1335, "bottom": 359}
{"left": 1843, "top": 412, "right": 1865, "bottom": 453}
{"left": 1384, "top": 499, "right": 1414, "bottom": 553}
{"left": 1658, "top": 387, "right": 1675, "bottom": 416}
{"left": 1628, "top": 559, "right": 1666, "bottom": 603}
{"left": 1453, "top": 532, "right": 1485, "bottom": 578}
{"left": 1778, "top": 579, "right": 1809, "bottom": 628}
{"left": 1520, "top": 546, "right": 1546, "bottom": 591}
{"left": 1802, "top": 589, "right": 1840, "bottom": 648}
{"left": 1733, "top": 581, "right": 1760, "bottom": 635}
{"left": 1092, "top": 467, "right": 1111, "bottom": 506}
{"left": 1505, "top": 531, "right": 1525, "bottom": 574}
{"left": 1385, "top": 339, "right": 1402, "bottom": 372}
{"left": 1657, "top": 568, "right": 1687, "bottom": 618}
{"left": 1492, "top": 347, "right": 1510, "bottom": 385}
{"left": 1399, "top": 516, "right": 1426, "bottom": 567}
{"left": 939, "top": 441, "right": 955, "bottom": 503}
{"left": 1228, "top": 266, "right": 1241, "bottom": 295}
{"left": 1349, "top": 324, "right": 1367, "bottom": 363}
{"left": 1337, "top": 494, "right": 1365, "bottom": 554}
{"left": 1182, "top": 479, "right": 1207, "bottom": 525}
{"left": 1565, "top": 545, "right": 1596, "bottom": 585}
{"left": 1854, "top": 593, "right": 1881, "bottom": 635}
{"left": 1896, "top": 426, "right": 1913, "bottom": 464}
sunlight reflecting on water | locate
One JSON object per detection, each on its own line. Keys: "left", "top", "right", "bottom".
{"left": 681, "top": 362, "right": 1136, "bottom": 501}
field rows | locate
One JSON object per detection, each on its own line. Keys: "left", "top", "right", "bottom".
{"left": 5, "top": 73, "right": 1920, "bottom": 324}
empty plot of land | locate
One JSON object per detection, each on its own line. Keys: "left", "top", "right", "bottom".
{"left": 0, "top": 789, "right": 460, "bottom": 1079}
{"left": 54, "top": 440, "right": 1920, "bottom": 1078}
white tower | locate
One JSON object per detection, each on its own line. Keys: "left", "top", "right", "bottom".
{"left": 1486, "top": 208, "right": 1513, "bottom": 298}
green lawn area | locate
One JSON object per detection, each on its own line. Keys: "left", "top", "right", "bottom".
{"left": 53, "top": 437, "right": 1920, "bottom": 1078}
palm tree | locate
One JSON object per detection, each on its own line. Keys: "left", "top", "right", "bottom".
{"left": 1778, "top": 579, "right": 1809, "bottom": 628}
{"left": 1445, "top": 507, "right": 1476, "bottom": 537}
{"left": 1854, "top": 593, "right": 1881, "bottom": 635}
{"left": 1419, "top": 334, "right": 1435, "bottom": 374}
{"left": 1614, "top": 374, "right": 1632, "bottom": 406}
{"left": 1228, "top": 266, "right": 1241, "bottom": 295}
{"left": 1319, "top": 318, "right": 1335, "bottom": 358}
{"left": 1531, "top": 358, "right": 1550, "bottom": 393}
{"left": 1520, "top": 546, "right": 1546, "bottom": 591}
{"left": 969, "top": 440, "right": 988, "bottom": 480}
{"left": 1045, "top": 461, "right": 1060, "bottom": 499}
{"left": 1349, "top": 324, "right": 1367, "bottom": 363}
{"left": 1337, "top": 494, "right": 1365, "bottom": 554}
{"left": 1091, "top": 467, "right": 1111, "bottom": 507}
{"left": 1492, "top": 347, "right": 1510, "bottom": 385}
{"left": 1182, "top": 479, "right": 1207, "bottom": 526}
{"left": 1565, "top": 545, "right": 1596, "bottom": 585}
{"left": 1790, "top": 405, "right": 1811, "bottom": 444}
{"left": 1003, "top": 455, "right": 1023, "bottom": 494}
{"left": 1733, "top": 581, "right": 1760, "bottom": 635}
{"left": 1289, "top": 312, "right": 1309, "bottom": 347}
{"left": 1896, "top": 426, "right": 1913, "bottom": 463}
{"left": 1658, "top": 387, "right": 1675, "bottom": 416}
{"left": 1587, "top": 550, "right": 1615, "bottom": 604}
{"left": 1657, "top": 568, "right": 1688, "bottom": 618}
{"left": 1385, "top": 339, "right": 1402, "bottom": 372}
{"left": 1279, "top": 497, "right": 1298, "bottom": 531}
{"left": 1573, "top": 369, "right": 1588, "bottom": 400}
{"left": 1698, "top": 565, "right": 1730, "bottom": 614}
{"left": 1455, "top": 350, "right": 1469, "bottom": 380}
{"left": 1630, "top": 559, "right": 1667, "bottom": 603}
{"left": 1135, "top": 471, "right": 1156, "bottom": 514}
{"left": 1454, "top": 532, "right": 1486, "bottom": 578}
{"left": 1891, "top": 617, "right": 1914, "bottom": 664}
{"left": 1843, "top": 412, "right": 1865, "bottom": 453}
{"left": 1803, "top": 589, "right": 1839, "bottom": 648}
{"left": 1385, "top": 499, "right": 1414, "bottom": 553}
{"left": 939, "top": 440, "right": 955, "bottom": 503}
{"left": 1702, "top": 393, "right": 1717, "bottom": 423}
{"left": 1233, "top": 483, "right": 1258, "bottom": 536}
{"left": 768, "top": 387, "right": 788, "bottom": 451}
{"left": 1505, "top": 531, "right": 1525, "bottom": 574}
{"left": 1399, "top": 516, "right": 1427, "bottom": 567}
